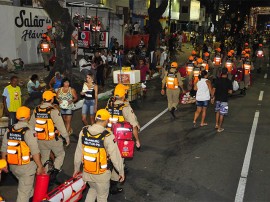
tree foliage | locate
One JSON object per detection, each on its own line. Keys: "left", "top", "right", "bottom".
{"left": 38, "top": 0, "right": 74, "bottom": 82}
{"left": 147, "top": 0, "right": 168, "bottom": 53}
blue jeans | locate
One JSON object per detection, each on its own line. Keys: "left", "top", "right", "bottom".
{"left": 196, "top": 100, "right": 209, "bottom": 107}
{"left": 82, "top": 99, "right": 95, "bottom": 115}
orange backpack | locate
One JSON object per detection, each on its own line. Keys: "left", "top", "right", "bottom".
{"left": 34, "top": 106, "right": 58, "bottom": 140}
{"left": 82, "top": 128, "right": 110, "bottom": 175}
{"left": 7, "top": 127, "right": 31, "bottom": 165}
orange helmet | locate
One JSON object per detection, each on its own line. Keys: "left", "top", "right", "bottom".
{"left": 197, "top": 58, "right": 203, "bottom": 64}
{"left": 242, "top": 51, "right": 246, "bottom": 55}
{"left": 245, "top": 54, "right": 249, "bottom": 58}
{"left": 191, "top": 50, "right": 197, "bottom": 55}
{"left": 42, "top": 33, "right": 47, "bottom": 39}
{"left": 227, "top": 52, "right": 232, "bottom": 57}
{"left": 245, "top": 43, "right": 248, "bottom": 46}
{"left": 188, "top": 56, "right": 194, "bottom": 61}
{"left": 204, "top": 52, "right": 210, "bottom": 57}
{"left": 216, "top": 48, "right": 221, "bottom": 52}
{"left": 259, "top": 44, "right": 263, "bottom": 47}
{"left": 171, "top": 62, "right": 178, "bottom": 68}
{"left": 230, "top": 50, "right": 234, "bottom": 54}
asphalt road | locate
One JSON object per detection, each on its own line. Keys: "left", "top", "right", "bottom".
{"left": 1, "top": 46, "right": 270, "bottom": 202}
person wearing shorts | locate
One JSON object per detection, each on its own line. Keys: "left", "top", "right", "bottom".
{"left": 212, "top": 68, "right": 233, "bottom": 133}
{"left": 81, "top": 73, "right": 98, "bottom": 125}
{"left": 193, "top": 70, "right": 212, "bottom": 127}
{"left": 57, "top": 78, "right": 78, "bottom": 134}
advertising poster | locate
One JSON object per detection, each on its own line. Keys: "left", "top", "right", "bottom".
{"left": 78, "top": 31, "right": 90, "bottom": 48}
{"left": 99, "top": 32, "right": 109, "bottom": 48}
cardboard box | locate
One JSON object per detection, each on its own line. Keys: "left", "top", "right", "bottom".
{"left": 113, "top": 70, "right": 141, "bottom": 84}
{"left": 127, "top": 83, "right": 142, "bottom": 101}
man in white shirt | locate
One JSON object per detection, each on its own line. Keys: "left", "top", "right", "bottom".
{"left": 79, "top": 55, "right": 92, "bottom": 76}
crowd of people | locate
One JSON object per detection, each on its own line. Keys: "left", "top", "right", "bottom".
{"left": 0, "top": 27, "right": 269, "bottom": 201}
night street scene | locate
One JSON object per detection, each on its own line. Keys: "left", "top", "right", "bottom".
{"left": 1, "top": 0, "right": 270, "bottom": 201}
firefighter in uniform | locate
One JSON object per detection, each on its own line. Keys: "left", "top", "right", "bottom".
{"left": 212, "top": 48, "right": 222, "bottom": 80}
{"left": 242, "top": 54, "right": 253, "bottom": 88}
{"left": 185, "top": 56, "right": 195, "bottom": 90}
{"left": 255, "top": 43, "right": 264, "bottom": 73}
{"left": 38, "top": 33, "right": 53, "bottom": 71}
{"left": 1, "top": 106, "right": 44, "bottom": 202}
{"left": 202, "top": 52, "right": 211, "bottom": 72}
{"left": 29, "top": 91, "right": 70, "bottom": 174}
{"left": 73, "top": 109, "right": 125, "bottom": 202}
{"left": 224, "top": 52, "right": 234, "bottom": 79}
{"left": 107, "top": 84, "right": 141, "bottom": 193}
{"left": 161, "top": 62, "right": 184, "bottom": 119}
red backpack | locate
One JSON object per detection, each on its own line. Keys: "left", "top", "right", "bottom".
{"left": 112, "top": 122, "right": 134, "bottom": 158}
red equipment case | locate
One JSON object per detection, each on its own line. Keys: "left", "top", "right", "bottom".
{"left": 112, "top": 122, "right": 134, "bottom": 158}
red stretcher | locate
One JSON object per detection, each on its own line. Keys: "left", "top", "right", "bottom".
{"left": 44, "top": 172, "right": 86, "bottom": 202}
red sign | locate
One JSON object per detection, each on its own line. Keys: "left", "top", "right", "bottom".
{"left": 78, "top": 31, "right": 90, "bottom": 48}
{"left": 99, "top": 32, "right": 108, "bottom": 48}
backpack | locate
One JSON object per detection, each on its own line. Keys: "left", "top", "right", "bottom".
{"left": 7, "top": 127, "right": 31, "bottom": 165}
{"left": 82, "top": 128, "right": 110, "bottom": 175}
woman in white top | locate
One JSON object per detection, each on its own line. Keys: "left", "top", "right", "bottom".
{"left": 193, "top": 70, "right": 213, "bottom": 127}
{"left": 80, "top": 73, "right": 98, "bottom": 125}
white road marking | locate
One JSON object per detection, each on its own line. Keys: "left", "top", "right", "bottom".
{"left": 258, "top": 91, "right": 264, "bottom": 101}
{"left": 235, "top": 111, "right": 260, "bottom": 202}
{"left": 140, "top": 108, "right": 168, "bottom": 132}
{"left": 264, "top": 74, "right": 267, "bottom": 79}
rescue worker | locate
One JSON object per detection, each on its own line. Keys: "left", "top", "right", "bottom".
{"left": 191, "top": 50, "right": 198, "bottom": 63}
{"left": 106, "top": 83, "right": 141, "bottom": 194}
{"left": 202, "top": 52, "right": 214, "bottom": 75}
{"left": 46, "top": 25, "right": 55, "bottom": 42}
{"left": 73, "top": 109, "right": 125, "bottom": 201}
{"left": 0, "top": 159, "right": 7, "bottom": 201}
{"left": 240, "top": 50, "right": 246, "bottom": 60}
{"left": 255, "top": 43, "right": 264, "bottom": 73}
{"left": 242, "top": 54, "right": 253, "bottom": 88}
{"left": 1, "top": 106, "right": 44, "bottom": 202}
{"left": 185, "top": 56, "right": 195, "bottom": 90}
{"left": 29, "top": 91, "right": 70, "bottom": 176}
{"left": 212, "top": 48, "right": 222, "bottom": 80}
{"left": 224, "top": 52, "right": 234, "bottom": 79}
{"left": 161, "top": 62, "right": 184, "bottom": 119}
{"left": 193, "top": 58, "right": 202, "bottom": 84}
{"left": 37, "top": 33, "right": 53, "bottom": 71}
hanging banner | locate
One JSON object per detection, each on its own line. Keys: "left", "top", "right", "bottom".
{"left": 99, "top": 32, "right": 109, "bottom": 48}
{"left": 78, "top": 31, "right": 90, "bottom": 48}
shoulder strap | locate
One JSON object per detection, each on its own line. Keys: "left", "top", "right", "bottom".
{"left": 21, "top": 127, "right": 30, "bottom": 134}
{"left": 100, "top": 130, "right": 110, "bottom": 139}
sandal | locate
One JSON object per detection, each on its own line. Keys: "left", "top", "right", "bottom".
{"left": 215, "top": 125, "right": 219, "bottom": 129}
{"left": 217, "top": 128, "right": 224, "bottom": 133}
{"left": 193, "top": 122, "right": 196, "bottom": 128}
{"left": 200, "top": 123, "right": 208, "bottom": 127}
